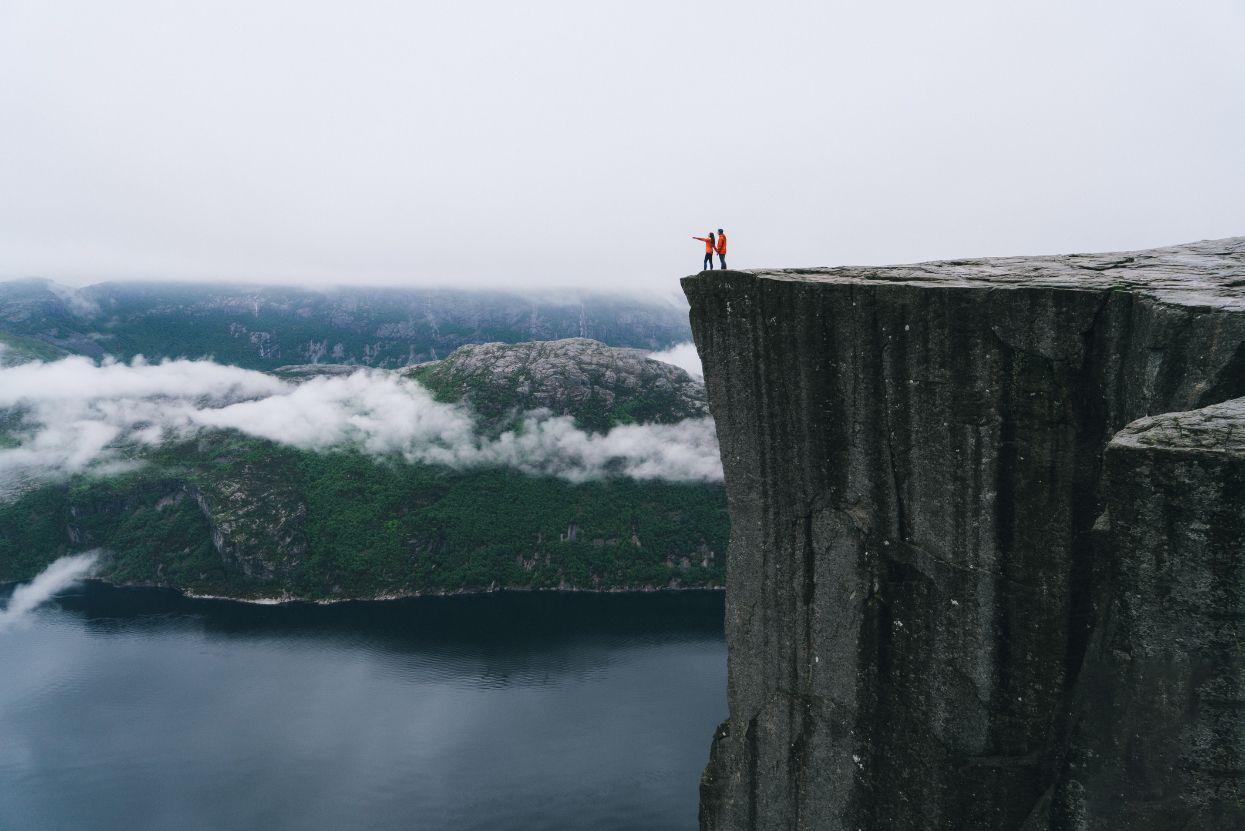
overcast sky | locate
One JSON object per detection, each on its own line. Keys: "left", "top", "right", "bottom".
{"left": 1, "top": 1, "right": 1242, "bottom": 293}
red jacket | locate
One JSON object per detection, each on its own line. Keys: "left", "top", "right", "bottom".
{"left": 693, "top": 236, "right": 714, "bottom": 253}
{"left": 716, "top": 233, "right": 727, "bottom": 255}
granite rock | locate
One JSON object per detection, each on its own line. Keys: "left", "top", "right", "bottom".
{"left": 411, "top": 337, "right": 707, "bottom": 429}
{"left": 683, "top": 237, "right": 1245, "bottom": 829}
{"left": 1048, "top": 398, "right": 1245, "bottom": 830}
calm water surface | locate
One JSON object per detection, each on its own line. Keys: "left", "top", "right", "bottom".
{"left": 0, "top": 584, "right": 726, "bottom": 830}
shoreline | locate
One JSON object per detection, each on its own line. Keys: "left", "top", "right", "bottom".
{"left": 47, "top": 577, "right": 725, "bottom": 607}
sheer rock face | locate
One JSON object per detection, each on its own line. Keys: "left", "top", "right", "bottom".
{"left": 1053, "top": 399, "right": 1245, "bottom": 830}
{"left": 682, "top": 238, "right": 1245, "bottom": 830}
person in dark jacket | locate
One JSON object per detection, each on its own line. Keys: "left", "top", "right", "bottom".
{"left": 693, "top": 232, "right": 716, "bottom": 271}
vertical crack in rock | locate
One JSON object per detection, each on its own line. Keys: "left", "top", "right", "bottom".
{"left": 1063, "top": 292, "right": 1112, "bottom": 690}
{"left": 685, "top": 237, "right": 1245, "bottom": 830}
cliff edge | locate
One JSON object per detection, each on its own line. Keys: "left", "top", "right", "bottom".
{"left": 683, "top": 237, "right": 1245, "bottom": 830}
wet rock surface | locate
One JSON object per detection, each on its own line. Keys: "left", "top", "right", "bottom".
{"left": 684, "top": 237, "right": 1245, "bottom": 830}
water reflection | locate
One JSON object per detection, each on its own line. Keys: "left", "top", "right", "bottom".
{"left": 0, "top": 583, "right": 726, "bottom": 831}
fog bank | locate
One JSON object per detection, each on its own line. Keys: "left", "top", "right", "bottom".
{"left": 0, "top": 357, "right": 722, "bottom": 487}
{"left": 0, "top": 552, "right": 98, "bottom": 632}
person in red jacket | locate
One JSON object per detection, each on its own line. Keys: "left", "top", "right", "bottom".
{"left": 715, "top": 228, "right": 728, "bottom": 269}
{"left": 693, "top": 232, "right": 716, "bottom": 271}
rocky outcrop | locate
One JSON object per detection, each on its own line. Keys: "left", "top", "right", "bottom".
{"left": 683, "top": 238, "right": 1245, "bottom": 830}
{"left": 185, "top": 476, "right": 307, "bottom": 582}
{"left": 271, "top": 363, "right": 359, "bottom": 379}
{"left": 1049, "top": 399, "right": 1245, "bottom": 829}
{"left": 411, "top": 338, "right": 707, "bottom": 430}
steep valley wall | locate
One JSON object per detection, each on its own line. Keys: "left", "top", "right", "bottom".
{"left": 684, "top": 238, "right": 1245, "bottom": 830}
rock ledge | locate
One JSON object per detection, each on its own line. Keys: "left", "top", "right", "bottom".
{"left": 685, "top": 237, "right": 1245, "bottom": 830}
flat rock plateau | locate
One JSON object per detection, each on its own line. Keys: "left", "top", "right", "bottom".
{"left": 684, "top": 237, "right": 1245, "bottom": 830}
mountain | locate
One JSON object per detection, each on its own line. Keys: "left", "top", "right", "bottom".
{"left": 0, "top": 279, "right": 692, "bottom": 369}
{"left": 0, "top": 340, "right": 725, "bottom": 600}
{"left": 411, "top": 338, "right": 708, "bottom": 431}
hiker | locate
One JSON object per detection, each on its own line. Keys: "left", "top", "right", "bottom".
{"left": 693, "top": 232, "right": 716, "bottom": 271}
{"left": 716, "top": 228, "right": 727, "bottom": 269}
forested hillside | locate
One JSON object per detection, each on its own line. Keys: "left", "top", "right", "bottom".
{"left": 0, "top": 340, "right": 725, "bottom": 600}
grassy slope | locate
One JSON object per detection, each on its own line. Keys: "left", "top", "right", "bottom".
{"left": 0, "top": 331, "right": 71, "bottom": 364}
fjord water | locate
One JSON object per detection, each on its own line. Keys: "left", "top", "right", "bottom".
{"left": 0, "top": 584, "right": 725, "bottom": 830}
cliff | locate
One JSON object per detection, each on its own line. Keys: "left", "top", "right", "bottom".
{"left": 683, "top": 238, "right": 1245, "bottom": 830}
{"left": 1054, "top": 399, "right": 1245, "bottom": 829}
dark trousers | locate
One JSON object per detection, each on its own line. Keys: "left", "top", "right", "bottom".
{"left": 703, "top": 252, "right": 714, "bottom": 270}
{"left": 718, "top": 253, "right": 726, "bottom": 269}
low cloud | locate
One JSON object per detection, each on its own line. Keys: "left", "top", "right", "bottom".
{"left": 0, "top": 552, "right": 98, "bottom": 633}
{"left": 0, "top": 357, "right": 722, "bottom": 488}
{"left": 44, "top": 282, "right": 100, "bottom": 318}
{"left": 463, "top": 413, "right": 722, "bottom": 482}
{"left": 647, "top": 342, "right": 702, "bottom": 380}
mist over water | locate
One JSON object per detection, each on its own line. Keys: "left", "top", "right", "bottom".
{"left": 0, "top": 355, "right": 722, "bottom": 487}
{"left": 0, "top": 552, "right": 97, "bottom": 632}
